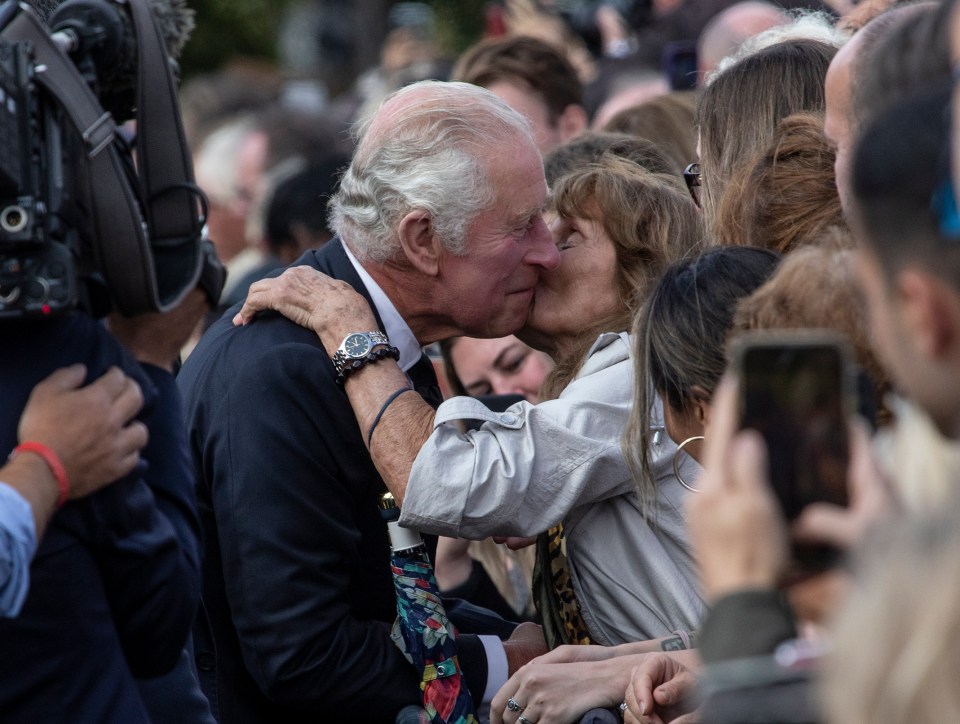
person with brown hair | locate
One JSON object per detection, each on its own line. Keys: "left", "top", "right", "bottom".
{"left": 542, "top": 131, "right": 678, "bottom": 187}
{"left": 714, "top": 112, "right": 845, "bottom": 250}
{"left": 440, "top": 335, "right": 553, "bottom": 404}
{"left": 696, "top": 38, "right": 836, "bottom": 237}
{"left": 453, "top": 35, "right": 589, "bottom": 154}
{"left": 599, "top": 90, "right": 699, "bottom": 173}
{"left": 732, "top": 237, "right": 891, "bottom": 424}
{"left": 483, "top": 246, "right": 781, "bottom": 724}
{"left": 235, "top": 155, "right": 708, "bottom": 658}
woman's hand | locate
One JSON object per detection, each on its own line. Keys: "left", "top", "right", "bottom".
{"left": 623, "top": 652, "right": 701, "bottom": 724}
{"left": 528, "top": 644, "right": 620, "bottom": 666}
{"left": 490, "top": 657, "right": 636, "bottom": 724}
{"left": 234, "top": 266, "right": 379, "bottom": 355}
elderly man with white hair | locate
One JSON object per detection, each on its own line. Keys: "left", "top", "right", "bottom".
{"left": 178, "top": 80, "right": 560, "bottom": 723}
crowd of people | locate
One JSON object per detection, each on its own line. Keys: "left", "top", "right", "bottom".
{"left": 5, "top": 0, "right": 960, "bottom": 722}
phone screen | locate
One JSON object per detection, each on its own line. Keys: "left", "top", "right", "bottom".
{"left": 738, "top": 336, "right": 853, "bottom": 573}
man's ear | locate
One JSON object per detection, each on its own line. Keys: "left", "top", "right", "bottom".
{"left": 897, "top": 269, "right": 960, "bottom": 359}
{"left": 556, "top": 104, "right": 588, "bottom": 143}
{"left": 397, "top": 210, "right": 442, "bottom": 276}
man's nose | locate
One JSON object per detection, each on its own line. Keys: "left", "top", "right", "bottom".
{"left": 525, "top": 217, "right": 560, "bottom": 270}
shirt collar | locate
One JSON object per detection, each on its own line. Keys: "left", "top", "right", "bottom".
{"left": 342, "top": 242, "right": 422, "bottom": 372}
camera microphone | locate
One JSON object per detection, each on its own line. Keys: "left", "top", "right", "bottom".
{"left": 28, "top": 0, "right": 193, "bottom": 57}
{"left": 42, "top": 0, "right": 194, "bottom": 121}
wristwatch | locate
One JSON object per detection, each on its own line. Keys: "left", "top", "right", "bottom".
{"left": 331, "top": 331, "right": 398, "bottom": 385}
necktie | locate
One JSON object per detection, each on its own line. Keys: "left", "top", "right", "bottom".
{"left": 407, "top": 353, "right": 443, "bottom": 409}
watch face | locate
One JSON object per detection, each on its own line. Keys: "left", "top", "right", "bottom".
{"left": 344, "top": 333, "right": 371, "bottom": 358}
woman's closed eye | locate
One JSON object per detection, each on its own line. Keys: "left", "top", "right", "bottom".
{"left": 498, "top": 350, "right": 529, "bottom": 374}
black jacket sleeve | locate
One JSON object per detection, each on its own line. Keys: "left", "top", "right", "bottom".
{"left": 698, "top": 589, "right": 798, "bottom": 665}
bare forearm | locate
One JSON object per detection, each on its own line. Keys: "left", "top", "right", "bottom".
{"left": 343, "top": 362, "right": 435, "bottom": 503}
{"left": 2, "top": 456, "right": 59, "bottom": 540}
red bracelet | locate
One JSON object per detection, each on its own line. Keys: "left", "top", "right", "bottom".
{"left": 10, "top": 442, "right": 70, "bottom": 508}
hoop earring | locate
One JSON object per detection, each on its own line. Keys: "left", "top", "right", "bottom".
{"left": 672, "top": 436, "right": 705, "bottom": 493}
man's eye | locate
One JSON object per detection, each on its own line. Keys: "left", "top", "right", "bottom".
{"left": 516, "top": 217, "right": 536, "bottom": 234}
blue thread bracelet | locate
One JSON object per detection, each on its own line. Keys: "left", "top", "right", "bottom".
{"left": 367, "top": 387, "right": 415, "bottom": 446}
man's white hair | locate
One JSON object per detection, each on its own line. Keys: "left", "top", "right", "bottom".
{"left": 328, "top": 80, "right": 536, "bottom": 263}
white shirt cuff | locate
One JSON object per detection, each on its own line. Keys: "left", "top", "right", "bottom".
{"left": 478, "top": 634, "right": 508, "bottom": 707}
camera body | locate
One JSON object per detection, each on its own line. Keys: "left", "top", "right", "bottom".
{"left": 0, "top": 33, "right": 81, "bottom": 318}
{"left": 0, "top": 0, "right": 218, "bottom": 321}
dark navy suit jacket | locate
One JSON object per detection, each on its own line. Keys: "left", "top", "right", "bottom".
{"left": 178, "top": 240, "right": 505, "bottom": 723}
{"left": 0, "top": 313, "right": 202, "bottom": 722}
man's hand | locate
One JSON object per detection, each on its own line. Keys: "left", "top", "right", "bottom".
{"left": 18, "top": 364, "right": 148, "bottom": 497}
{"left": 686, "top": 377, "right": 789, "bottom": 601}
{"left": 108, "top": 287, "right": 210, "bottom": 371}
{"left": 234, "top": 266, "right": 379, "bottom": 356}
{"left": 623, "top": 652, "right": 701, "bottom": 724}
{"left": 493, "top": 535, "right": 538, "bottom": 550}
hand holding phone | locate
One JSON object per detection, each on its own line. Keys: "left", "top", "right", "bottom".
{"left": 733, "top": 331, "right": 857, "bottom": 576}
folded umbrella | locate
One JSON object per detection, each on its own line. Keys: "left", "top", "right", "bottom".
{"left": 381, "top": 493, "right": 479, "bottom": 724}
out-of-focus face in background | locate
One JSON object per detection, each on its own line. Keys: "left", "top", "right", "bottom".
{"left": 448, "top": 335, "right": 554, "bottom": 404}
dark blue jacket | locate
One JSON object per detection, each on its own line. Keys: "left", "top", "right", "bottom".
{"left": 0, "top": 313, "right": 202, "bottom": 722}
{"left": 178, "top": 240, "right": 503, "bottom": 723}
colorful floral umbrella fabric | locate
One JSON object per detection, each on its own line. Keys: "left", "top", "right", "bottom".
{"left": 381, "top": 492, "right": 478, "bottom": 724}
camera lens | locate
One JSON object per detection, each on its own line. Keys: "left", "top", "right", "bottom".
{"left": 0, "top": 205, "right": 28, "bottom": 233}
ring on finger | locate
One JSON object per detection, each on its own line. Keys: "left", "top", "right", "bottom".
{"left": 507, "top": 698, "right": 525, "bottom": 713}
{"left": 518, "top": 716, "right": 535, "bottom": 724}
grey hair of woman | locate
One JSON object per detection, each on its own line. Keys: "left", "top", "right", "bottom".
{"left": 624, "top": 246, "right": 781, "bottom": 507}
{"left": 328, "top": 80, "right": 536, "bottom": 264}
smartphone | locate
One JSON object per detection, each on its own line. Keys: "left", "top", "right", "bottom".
{"left": 733, "top": 331, "right": 857, "bottom": 573}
